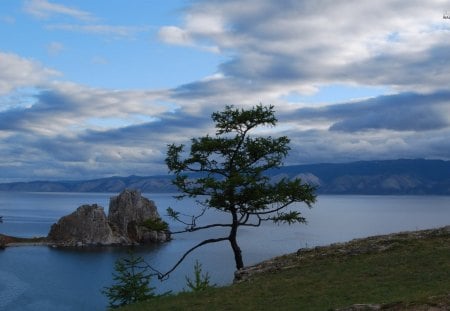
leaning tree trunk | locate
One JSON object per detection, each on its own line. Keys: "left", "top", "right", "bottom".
{"left": 229, "top": 212, "right": 244, "bottom": 270}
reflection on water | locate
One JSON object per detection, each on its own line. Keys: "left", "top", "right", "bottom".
{"left": 0, "top": 192, "right": 449, "bottom": 310}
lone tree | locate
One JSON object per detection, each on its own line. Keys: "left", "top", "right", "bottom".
{"left": 164, "top": 104, "right": 316, "bottom": 276}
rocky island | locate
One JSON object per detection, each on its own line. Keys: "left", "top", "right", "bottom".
{"left": 1, "top": 189, "right": 170, "bottom": 248}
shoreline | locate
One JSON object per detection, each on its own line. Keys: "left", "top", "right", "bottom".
{"left": 0, "top": 233, "right": 168, "bottom": 249}
{"left": 2, "top": 225, "right": 449, "bottom": 251}
{"left": 0, "top": 234, "right": 48, "bottom": 248}
{"left": 235, "top": 224, "right": 450, "bottom": 282}
{"left": 4, "top": 242, "right": 50, "bottom": 247}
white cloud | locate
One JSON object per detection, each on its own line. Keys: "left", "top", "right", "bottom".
{"left": 0, "top": 81, "right": 173, "bottom": 135}
{"left": 159, "top": 26, "right": 193, "bottom": 45}
{"left": 24, "top": 0, "right": 95, "bottom": 21}
{"left": 2, "top": 0, "right": 450, "bottom": 182}
{"left": 0, "top": 81, "right": 181, "bottom": 181}
{"left": 184, "top": 11, "right": 225, "bottom": 35}
{"left": 0, "top": 52, "right": 59, "bottom": 95}
{"left": 161, "top": 0, "right": 450, "bottom": 95}
{"left": 158, "top": 25, "right": 220, "bottom": 53}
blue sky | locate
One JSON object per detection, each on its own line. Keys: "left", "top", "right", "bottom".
{"left": 1, "top": 0, "right": 450, "bottom": 182}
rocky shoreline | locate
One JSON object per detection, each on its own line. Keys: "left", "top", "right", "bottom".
{"left": 0, "top": 234, "right": 48, "bottom": 248}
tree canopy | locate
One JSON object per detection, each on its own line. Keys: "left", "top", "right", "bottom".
{"left": 164, "top": 104, "right": 316, "bottom": 275}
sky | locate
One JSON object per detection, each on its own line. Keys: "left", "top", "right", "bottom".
{"left": 1, "top": 0, "right": 450, "bottom": 183}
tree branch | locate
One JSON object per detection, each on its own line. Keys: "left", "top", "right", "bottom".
{"left": 247, "top": 200, "right": 295, "bottom": 216}
{"left": 157, "top": 237, "right": 229, "bottom": 280}
{"left": 167, "top": 206, "right": 208, "bottom": 227}
{"left": 170, "top": 223, "right": 232, "bottom": 234}
{"left": 239, "top": 215, "right": 262, "bottom": 227}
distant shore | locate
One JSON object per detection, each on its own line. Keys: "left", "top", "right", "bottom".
{"left": 0, "top": 234, "right": 48, "bottom": 248}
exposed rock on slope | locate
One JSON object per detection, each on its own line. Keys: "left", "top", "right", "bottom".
{"left": 47, "top": 189, "right": 170, "bottom": 247}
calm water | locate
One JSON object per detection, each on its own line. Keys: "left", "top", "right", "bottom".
{"left": 0, "top": 192, "right": 449, "bottom": 310}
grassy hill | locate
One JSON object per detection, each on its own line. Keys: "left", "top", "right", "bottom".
{"left": 119, "top": 226, "right": 450, "bottom": 310}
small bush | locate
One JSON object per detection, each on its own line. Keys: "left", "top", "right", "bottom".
{"left": 185, "top": 260, "right": 214, "bottom": 292}
{"left": 102, "top": 252, "right": 156, "bottom": 309}
{"left": 141, "top": 218, "right": 169, "bottom": 232}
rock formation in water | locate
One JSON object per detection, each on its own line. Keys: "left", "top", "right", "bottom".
{"left": 108, "top": 189, "right": 170, "bottom": 244}
{"left": 47, "top": 204, "right": 118, "bottom": 246}
{"left": 47, "top": 189, "right": 170, "bottom": 247}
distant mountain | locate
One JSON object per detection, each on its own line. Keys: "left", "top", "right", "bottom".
{"left": 0, "top": 175, "right": 176, "bottom": 193}
{"left": 0, "top": 159, "right": 449, "bottom": 195}
{"left": 270, "top": 159, "right": 450, "bottom": 195}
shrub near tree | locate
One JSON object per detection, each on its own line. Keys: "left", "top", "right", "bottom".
{"left": 163, "top": 104, "right": 316, "bottom": 277}
{"left": 102, "top": 252, "right": 156, "bottom": 309}
{"left": 184, "top": 260, "right": 214, "bottom": 292}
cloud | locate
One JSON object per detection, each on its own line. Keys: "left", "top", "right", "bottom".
{"left": 46, "top": 24, "right": 150, "bottom": 38}
{"left": 24, "top": 0, "right": 95, "bottom": 21}
{"left": 24, "top": 1, "right": 149, "bottom": 40}
{"left": 286, "top": 91, "right": 450, "bottom": 132}
{"left": 160, "top": 0, "right": 450, "bottom": 99}
{"left": 0, "top": 83, "right": 182, "bottom": 181}
{"left": 275, "top": 90, "right": 450, "bottom": 165}
{"left": 0, "top": 52, "right": 59, "bottom": 95}
{"left": 1, "top": 83, "right": 450, "bottom": 182}
{"left": 158, "top": 25, "right": 220, "bottom": 53}
{"left": 81, "top": 108, "right": 212, "bottom": 146}
{"left": 289, "top": 127, "right": 450, "bottom": 165}
{"left": 2, "top": 1, "right": 450, "bottom": 182}
{"left": 159, "top": 26, "right": 193, "bottom": 45}
{"left": 0, "top": 82, "right": 172, "bottom": 134}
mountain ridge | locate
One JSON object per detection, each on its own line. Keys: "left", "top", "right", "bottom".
{"left": 1, "top": 159, "right": 449, "bottom": 195}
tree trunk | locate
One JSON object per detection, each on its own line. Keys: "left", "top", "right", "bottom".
{"left": 229, "top": 211, "right": 244, "bottom": 270}
{"left": 229, "top": 233, "right": 244, "bottom": 270}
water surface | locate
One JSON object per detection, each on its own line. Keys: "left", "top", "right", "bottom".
{"left": 0, "top": 192, "right": 449, "bottom": 310}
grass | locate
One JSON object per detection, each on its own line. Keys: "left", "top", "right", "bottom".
{"left": 119, "top": 227, "right": 450, "bottom": 310}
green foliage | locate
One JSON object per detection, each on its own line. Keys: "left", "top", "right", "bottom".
{"left": 102, "top": 252, "right": 156, "bottom": 309}
{"left": 166, "top": 207, "right": 183, "bottom": 223}
{"left": 270, "top": 211, "right": 306, "bottom": 225}
{"left": 141, "top": 218, "right": 169, "bottom": 232}
{"left": 185, "top": 260, "right": 214, "bottom": 292}
{"left": 165, "top": 104, "right": 317, "bottom": 270}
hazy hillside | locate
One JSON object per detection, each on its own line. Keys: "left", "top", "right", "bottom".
{"left": 271, "top": 159, "right": 450, "bottom": 195}
{"left": 1, "top": 159, "right": 449, "bottom": 195}
{"left": 0, "top": 175, "right": 176, "bottom": 193}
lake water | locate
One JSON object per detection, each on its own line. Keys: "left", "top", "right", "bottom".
{"left": 0, "top": 192, "right": 449, "bottom": 311}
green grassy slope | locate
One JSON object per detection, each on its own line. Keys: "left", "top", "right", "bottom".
{"left": 119, "top": 226, "right": 450, "bottom": 311}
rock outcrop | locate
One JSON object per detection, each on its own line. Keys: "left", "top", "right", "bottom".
{"left": 108, "top": 189, "right": 170, "bottom": 244}
{"left": 47, "top": 204, "right": 119, "bottom": 246}
{"left": 47, "top": 189, "right": 170, "bottom": 247}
